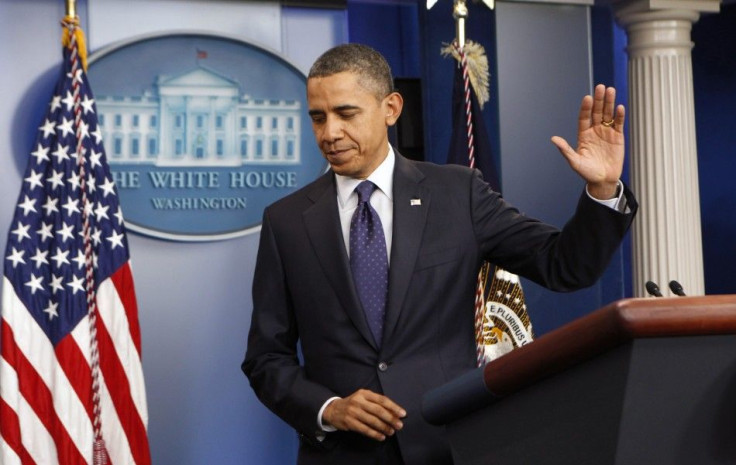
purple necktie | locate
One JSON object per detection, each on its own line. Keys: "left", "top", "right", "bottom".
{"left": 350, "top": 181, "right": 389, "bottom": 347}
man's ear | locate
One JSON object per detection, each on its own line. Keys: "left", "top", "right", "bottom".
{"left": 383, "top": 92, "right": 404, "bottom": 126}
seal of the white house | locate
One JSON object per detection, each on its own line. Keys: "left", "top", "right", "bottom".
{"left": 87, "top": 32, "right": 326, "bottom": 241}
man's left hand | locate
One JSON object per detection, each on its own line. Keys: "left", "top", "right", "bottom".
{"left": 551, "top": 84, "right": 625, "bottom": 200}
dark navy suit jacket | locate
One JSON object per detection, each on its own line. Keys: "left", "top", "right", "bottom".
{"left": 243, "top": 153, "right": 637, "bottom": 465}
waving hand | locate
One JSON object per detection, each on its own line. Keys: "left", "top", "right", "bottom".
{"left": 551, "top": 84, "right": 626, "bottom": 200}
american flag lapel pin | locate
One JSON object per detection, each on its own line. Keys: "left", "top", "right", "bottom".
{"left": 410, "top": 198, "right": 421, "bottom": 206}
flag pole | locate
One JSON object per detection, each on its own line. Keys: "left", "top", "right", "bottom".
{"left": 66, "top": 0, "right": 76, "bottom": 18}
{"left": 453, "top": 0, "right": 468, "bottom": 50}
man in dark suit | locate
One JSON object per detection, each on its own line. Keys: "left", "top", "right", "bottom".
{"left": 243, "top": 43, "right": 636, "bottom": 465}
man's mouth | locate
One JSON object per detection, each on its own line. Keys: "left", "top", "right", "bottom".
{"left": 325, "top": 147, "right": 352, "bottom": 158}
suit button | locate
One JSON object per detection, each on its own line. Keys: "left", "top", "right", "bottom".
{"left": 378, "top": 362, "right": 388, "bottom": 372}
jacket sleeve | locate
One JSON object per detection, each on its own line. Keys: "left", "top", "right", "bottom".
{"left": 470, "top": 169, "right": 638, "bottom": 291}
{"left": 242, "top": 209, "right": 337, "bottom": 442}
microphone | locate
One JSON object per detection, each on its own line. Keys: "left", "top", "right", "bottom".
{"left": 645, "top": 281, "right": 663, "bottom": 297}
{"left": 669, "top": 280, "right": 686, "bottom": 296}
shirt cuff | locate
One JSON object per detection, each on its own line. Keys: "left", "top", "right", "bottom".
{"left": 317, "top": 397, "right": 341, "bottom": 433}
{"left": 586, "top": 180, "right": 627, "bottom": 213}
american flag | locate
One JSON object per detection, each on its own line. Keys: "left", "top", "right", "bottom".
{"left": 0, "top": 20, "right": 151, "bottom": 464}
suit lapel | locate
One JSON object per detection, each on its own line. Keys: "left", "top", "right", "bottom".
{"left": 303, "top": 173, "right": 378, "bottom": 350}
{"left": 383, "top": 155, "right": 429, "bottom": 347}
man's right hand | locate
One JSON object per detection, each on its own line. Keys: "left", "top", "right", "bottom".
{"left": 322, "top": 389, "right": 407, "bottom": 441}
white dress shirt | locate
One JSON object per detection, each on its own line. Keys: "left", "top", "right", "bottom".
{"left": 334, "top": 146, "right": 395, "bottom": 262}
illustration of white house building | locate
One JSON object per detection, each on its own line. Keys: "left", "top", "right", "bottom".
{"left": 95, "top": 65, "right": 301, "bottom": 167}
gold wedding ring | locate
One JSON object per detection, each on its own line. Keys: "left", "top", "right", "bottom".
{"left": 601, "top": 119, "right": 615, "bottom": 128}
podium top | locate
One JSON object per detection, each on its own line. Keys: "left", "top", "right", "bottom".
{"left": 485, "top": 295, "right": 736, "bottom": 397}
{"left": 422, "top": 295, "right": 736, "bottom": 425}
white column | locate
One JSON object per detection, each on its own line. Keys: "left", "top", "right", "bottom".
{"left": 614, "top": 0, "right": 720, "bottom": 297}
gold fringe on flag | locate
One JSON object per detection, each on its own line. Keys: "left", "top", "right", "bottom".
{"left": 441, "top": 40, "right": 490, "bottom": 108}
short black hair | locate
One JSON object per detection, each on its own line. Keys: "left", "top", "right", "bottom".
{"left": 308, "top": 43, "right": 394, "bottom": 100}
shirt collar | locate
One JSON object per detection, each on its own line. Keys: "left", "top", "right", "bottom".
{"left": 335, "top": 145, "right": 395, "bottom": 207}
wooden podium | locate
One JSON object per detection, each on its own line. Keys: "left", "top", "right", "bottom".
{"left": 422, "top": 295, "right": 736, "bottom": 464}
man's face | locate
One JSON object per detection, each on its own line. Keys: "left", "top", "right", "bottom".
{"left": 307, "top": 71, "right": 402, "bottom": 179}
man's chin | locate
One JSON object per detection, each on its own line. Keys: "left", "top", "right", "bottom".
{"left": 326, "top": 158, "right": 355, "bottom": 176}
{"left": 330, "top": 166, "right": 355, "bottom": 177}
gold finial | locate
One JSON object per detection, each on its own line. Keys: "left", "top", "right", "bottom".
{"left": 66, "top": 0, "right": 76, "bottom": 18}
{"left": 453, "top": 1, "right": 468, "bottom": 49}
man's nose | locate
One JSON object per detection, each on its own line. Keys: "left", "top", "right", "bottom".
{"left": 322, "top": 116, "right": 343, "bottom": 141}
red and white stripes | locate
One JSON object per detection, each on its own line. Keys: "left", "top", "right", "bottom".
{"left": 0, "top": 263, "right": 150, "bottom": 465}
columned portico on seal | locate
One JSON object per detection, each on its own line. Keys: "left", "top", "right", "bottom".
{"left": 612, "top": 0, "right": 721, "bottom": 296}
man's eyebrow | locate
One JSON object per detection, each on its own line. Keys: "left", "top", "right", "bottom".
{"left": 334, "top": 104, "right": 361, "bottom": 112}
{"left": 308, "top": 105, "right": 362, "bottom": 117}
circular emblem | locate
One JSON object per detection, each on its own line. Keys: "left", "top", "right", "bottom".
{"left": 87, "top": 32, "right": 325, "bottom": 241}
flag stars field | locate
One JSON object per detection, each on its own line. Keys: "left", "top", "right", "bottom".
{"left": 38, "top": 222, "right": 54, "bottom": 241}
{"left": 61, "top": 90, "right": 75, "bottom": 111}
{"left": 91, "top": 125, "right": 102, "bottom": 144}
{"left": 43, "top": 301, "right": 59, "bottom": 320}
{"left": 92, "top": 228, "right": 103, "bottom": 245}
{"left": 49, "top": 274, "right": 64, "bottom": 294}
{"left": 89, "top": 150, "right": 102, "bottom": 169}
{"left": 24, "top": 273, "right": 44, "bottom": 294}
{"left": 114, "top": 206, "right": 124, "bottom": 225}
{"left": 47, "top": 170, "right": 65, "bottom": 189}
{"left": 78, "top": 120, "right": 90, "bottom": 140}
{"left": 25, "top": 170, "right": 44, "bottom": 190}
{"left": 30, "top": 249, "right": 49, "bottom": 268}
{"left": 107, "top": 230, "right": 125, "bottom": 249}
{"left": 68, "top": 171, "right": 81, "bottom": 190}
{"left": 84, "top": 199, "right": 95, "bottom": 217}
{"left": 56, "top": 117, "right": 75, "bottom": 138}
{"left": 39, "top": 119, "right": 56, "bottom": 138}
{"left": 17, "top": 195, "right": 37, "bottom": 216}
{"left": 81, "top": 95, "right": 95, "bottom": 114}
{"left": 70, "top": 68, "right": 84, "bottom": 86}
{"left": 31, "top": 142, "right": 51, "bottom": 163}
{"left": 62, "top": 197, "right": 80, "bottom": 216}
{"left": 51, "top": 248, "right": 70, "bottom": 267}
{"left": 11, "top": 221, "right": 31, "bottom": 242}
{"left": 100, "top": 177, "right": 115, "bottom": 197}
{"left": 95, "top": 203, "right": 109, "bottom": 220}
{"left": 57, "top": 222, "right": 75, "bottom": 242}
{"left": 72, "top": 250, "right": 87, "bottom": 270}
{"left": 6, "top": 248, "right": 25, "bottom": 268}
{"left": 87, "top": 174, "right": 97, "bottom": 193}
{"left": 49, "top": 94, "right": 61, "bottom": 112}
{"left": 42, "top": 197, "right": 59, "bottom": 215}
{"left": 52, "top": 143, "right": 70, "bottom": 162}
{"left": 67, "top": 274, "right": 86, "bottom": 294}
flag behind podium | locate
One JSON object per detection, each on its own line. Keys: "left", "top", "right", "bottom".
{"left": 444, "top": 41, "right": 534, "bottom": 365}
{"left": 0, "top": 18, "right": 151, "bottom": 465}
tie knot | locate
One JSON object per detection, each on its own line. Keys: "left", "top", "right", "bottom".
{"left": 355, "top": 181, "right": 377, "bottom": 204}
